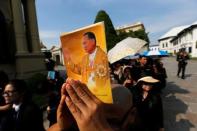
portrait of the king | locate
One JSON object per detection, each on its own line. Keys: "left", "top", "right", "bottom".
{"left": 63, "top": 32, "right": 109, "bottom": 89}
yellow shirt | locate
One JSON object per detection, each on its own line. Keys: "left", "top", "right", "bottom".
{"left": 66, "top": 46, "right": 109, "bottom": 88}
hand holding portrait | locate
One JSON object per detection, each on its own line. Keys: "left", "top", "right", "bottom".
{"left": 64, "top": 78, "right": 113, "bottom": 131}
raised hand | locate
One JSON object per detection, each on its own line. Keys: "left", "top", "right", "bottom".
{"left": 64, "top": 79, "right": 113, "bottom": 131}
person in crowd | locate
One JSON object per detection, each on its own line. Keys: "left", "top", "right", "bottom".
{"left": 47, "top": 79, "right": 137, "bottom": 131}
{"left": 159, "top": 62, "right": 167, "bottom": 79}
{"left": 109, "top": 67, "right": 119, "bottom": 84}
{"left": 131, "top": 56, "right": 154, "bottom": 81}
{"left": 120, "top": 66, "right": 134, "bottom": 88}
{"left": 63, "top": 32, "right": 109, "bottom": 88}
{"left": 0, "top": 79, "right": 45, "bottom": 131}
{"left": 46, "top": 87, "right": 60, "bottom": 127}
{"left": 176, "top": 51, "right": 189, "bottom": 79}
{"left": 0, "top": 71, "right": 11, "bottom": 125}
{"left": 113, "top": 62, "right": 123, "bottom": 83}
{"left": 152, "top": 62, "right": 167, "bottom": 91}
{"left": 131, "top": 76, "right": 164, "bottom": 131}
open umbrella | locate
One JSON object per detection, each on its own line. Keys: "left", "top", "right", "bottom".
{"left": 108, "top": 37, "right": 147, "bottom": 63}
{"left": 142, "top": 50, "right": 168, "bottom": 57}
{"left": 123, "top": 53, "right": 140, "bottom": 60}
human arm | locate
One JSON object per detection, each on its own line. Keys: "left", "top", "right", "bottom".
{"left": 0, "top": 104, "right": 11, "bottom": 111}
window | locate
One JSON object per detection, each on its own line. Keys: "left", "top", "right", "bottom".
{"left": 179, "top": 38, "right": 181, "bottom": 43}
{"left": 196, "top": 41, "right": 197, "bottom": 49}
{"left": 189, "top": 47, "right": 192, "bottom": 53}
{"left": 166, "top": 43, "right": 168, "bottom": 47}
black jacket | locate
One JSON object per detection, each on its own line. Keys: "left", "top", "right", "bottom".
{"left": 131, "top": 86, "right": 164, "bottom": 131}
{"left": 0, "top": 101, "right": 45, "bottom": 131}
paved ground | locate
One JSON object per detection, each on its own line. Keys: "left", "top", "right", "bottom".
{"left": 162, "top": 57, "right": 197, "bottom": 131}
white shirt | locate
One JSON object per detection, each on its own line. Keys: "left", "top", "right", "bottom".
{"left": 89, "top": 47, "right": 97, "bottom": 67}
{"left": 13, "top": 103, "right": 22, "bottom": 112}
{"left": 87, "top": 47, "right": 97, "bottom": 88}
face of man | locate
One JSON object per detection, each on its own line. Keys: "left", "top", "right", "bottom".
{"left": 142, "top": 83, "right": 153, "bottom": 92}
{"left": 139, "top": 57, "right": 147, "bottom": 66}
{"left": 82, "top": 35, "right": 96, "bottom": 54}
{"left": 3, "top": 84, "right": 20, "bottom": 104}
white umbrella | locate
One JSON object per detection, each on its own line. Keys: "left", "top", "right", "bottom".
{"left": 123, "top": 54, "right": 140, "bottom": 60}
{"left": 108, "top": 37, "right": 147, "bottom": 63}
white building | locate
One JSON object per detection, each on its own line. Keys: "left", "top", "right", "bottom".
{"left": 116, "top": 22, "right": 145, "bottom": 35}
{"left": 171, "top": 21, "right": 197, "bottom": 57}
{"left": 149, "top": 44, "right": 159, "bottom": 51}
{"left": 50, "top": 46, "right": 64, "bottom": 65}
{"left": 158, "top": 25, "right": 189, "bottom": 55}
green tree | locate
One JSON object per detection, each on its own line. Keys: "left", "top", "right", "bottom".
{"left": 118, "top": 29, "right": 149, "bottom": 49}
{"left": 94, "top": 10, "right": 118, "bottom": 50}
{"left": 133, "top": 29, "right": 149, "bottom": 43}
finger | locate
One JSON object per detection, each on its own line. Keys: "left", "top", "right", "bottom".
{"left": 70, "top": 80, "right": 97, "bottom": 105}
{"left": 66, "top": 83, "right": 87, "bottom": 113}
{"left": 79, "top": 82, "right": 101, "bottom": 104}
{"left": 65, "top": 96, "right": 81, "bottom": 121}
{"left": 61, "top": 83, "right": 67, "bottom": 96}
{"left": 57, "top": 95, "right": 66, "bottom": 117}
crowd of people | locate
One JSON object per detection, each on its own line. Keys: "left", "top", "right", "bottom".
{"left": 109, "top": 56, "right": 167, "bottom": 131}
{"left": 2, "top": 49, "right": 189, "bottom": 131}
{"left": 47, "top": 55, "right": 168, "bottom": 131}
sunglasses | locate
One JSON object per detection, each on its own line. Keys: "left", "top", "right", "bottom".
{"left": 2, "top": 90, "right": 17, "bottom": 97}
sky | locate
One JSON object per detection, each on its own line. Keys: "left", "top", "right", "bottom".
{"left": 36, "top": 0, "right": 197, "bottom": 49}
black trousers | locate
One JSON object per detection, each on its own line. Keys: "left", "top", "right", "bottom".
{"left": 177, "top": 63, "right": 186, "bottom": 78}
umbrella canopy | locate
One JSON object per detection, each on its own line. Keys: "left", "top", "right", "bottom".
{"left": 123, "top": 54, "right": 140, "bottom": 60}
{"left": 142, "top": 50, "right": 168, "bottom": 56}
{"left": 108, "top": 37, "right": 147, "bottom": 63}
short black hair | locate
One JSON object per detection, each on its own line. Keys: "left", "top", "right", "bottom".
{"left": 139, "top": 55, "right": 147, "bottom": 59}
{"left": 83, "top": 32, "right": 96, "bottom": 43}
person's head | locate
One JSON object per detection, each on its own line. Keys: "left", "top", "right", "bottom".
{"left": 82, "top": 32, "right": 96, "bottom": 54}
{"left": 3, "top": 79, "right": 27, "bottom": 104}
{"left": 160, "top": 62, "right": 164, "bottom": 68}
{"left": 123, "top": 66, "right": 131, "bottom": 74}
{"left": 104, "top": 84, "right": 135, "bottom": 130}
{"left": 179, "top": 51, "right": 183, "bottom": 55}
{"left": 139, "top": 56, "right": 147, "bottom": 66}
{"left": 137, "top": 76, "right": 159, "bottom": 92}
{"left": 123, "top": 66, "right": 132, "bottom": 78}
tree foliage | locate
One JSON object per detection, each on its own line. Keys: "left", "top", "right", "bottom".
{"left": 94, "top": 10, "right": 150, "bottom": 50}
{"left": 94, "top": 10, "right": 118, "bottom": 50}
{"left": 118, "top": 29, "right": 149, "bottom": 43}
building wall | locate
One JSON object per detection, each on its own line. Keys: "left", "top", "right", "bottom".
{"left": 0, "top": 0, "right": 12, "bottom": 21}
{"left": 51, "top": 48, "right": 64, "bottom": 65}
{"left": 159, "top": 38, "right": 175, "bottom": 54}
{"left": 191, "top": 28, "right": 197, "bottom": 57}
{"left": 0, "top": 0, "right": 46, "bottom": 78}
{"left": 150, "top": 46, "right": 159, "bottom": 51}
{"left": 172, "top": 27, "right": 197, "bottom": 57}
{"left": 116, "top": 22, "right": 145, "bottom": 35}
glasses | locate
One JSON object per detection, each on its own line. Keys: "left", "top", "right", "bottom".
{"left": 2, "top": 90, "right": 17, "bottom": 97}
